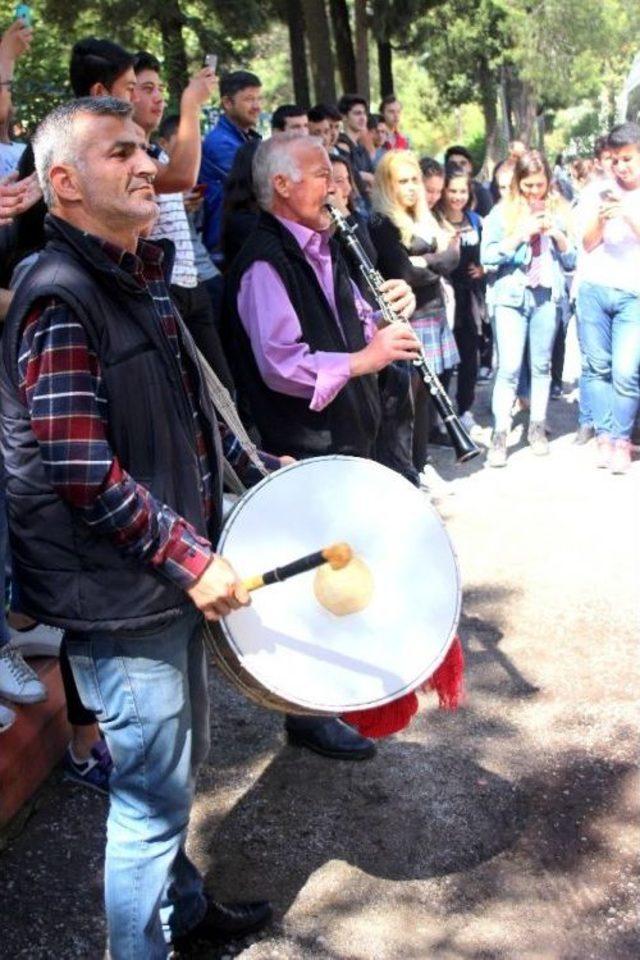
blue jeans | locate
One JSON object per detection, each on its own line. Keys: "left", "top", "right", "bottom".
{"left": 577, "top": 281, "right": 640, "bottom": 439}
{"left": 66, "top": 607, "right": 210, "bottom": 959}
{"left": 492, "top": 287, "right": 558, "bottom": 431}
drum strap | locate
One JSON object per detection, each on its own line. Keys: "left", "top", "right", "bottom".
{"left": 196, "top": 347, "right": 269, "bottom": 485}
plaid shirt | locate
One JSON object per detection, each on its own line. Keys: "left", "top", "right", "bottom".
{"left": 18, "top": 234, "right": 278, "bottom": 589}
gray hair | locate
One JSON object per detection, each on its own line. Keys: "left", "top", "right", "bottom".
{"left": 252, "top": 133, "right": 325, "bottom": 210}
{"left": 33, "top": 97, "right": 133, "bottom": 208}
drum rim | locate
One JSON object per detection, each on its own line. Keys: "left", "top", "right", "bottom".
{"left": 217, "top": 455, "right": 461, "bottom": 712}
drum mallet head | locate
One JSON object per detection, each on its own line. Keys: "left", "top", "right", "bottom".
{"left": 242, "top": 542, "right": 352, "bottom": 592}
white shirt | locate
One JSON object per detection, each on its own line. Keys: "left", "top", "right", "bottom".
{"left": 576, "top": 179, "right": 640, "bottom": 295}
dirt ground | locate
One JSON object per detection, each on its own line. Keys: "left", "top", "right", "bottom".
{"left": 0, "top": 380, "right": 638, "bottom": 960}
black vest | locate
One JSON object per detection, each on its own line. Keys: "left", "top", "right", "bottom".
{"left": 0, "top": 216, "right": 223, "bottom": 632}
{"left": 223, "top": 211, "right": 381, "bottom": 459}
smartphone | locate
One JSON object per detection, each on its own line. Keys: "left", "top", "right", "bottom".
{"left": 14, "top": 3, "right": 33, "bottom": 25}
{"left": 204, "top": 53, "right": 218, "bottom": 73}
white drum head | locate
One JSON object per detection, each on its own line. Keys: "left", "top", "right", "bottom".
{"left": 217, "top": 456, "right": 461, "bottom": 713}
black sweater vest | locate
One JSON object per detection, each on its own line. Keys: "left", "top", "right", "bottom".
{"left": 0, "top": 215, "right": 223, "bottom": 632}
{"left": 223, "top": 211, "right": 381, "bottom": 459}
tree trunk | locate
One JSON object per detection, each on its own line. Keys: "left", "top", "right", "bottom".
{"left": 354, "top": 0, "right": 370, "bottom": 102}
{"left": 377, "top": 39, "right": 393, "bottom": 98}
{"left": 478, "top": 58, "right": 499, "bottom": 178}
{"left": 506, "top": 68, "right": 537, "bottom": 146}
{"left": 155, "top": 0, "right": 189, "bottom": 104}
{"left": 301, "top": 0, "right": 337, "bottom": 104}
{"left": 328, "top": 0, "right": 357, "bottom": 93}
{"left": 285, "top": 0, "right": 311, "bottom": 107}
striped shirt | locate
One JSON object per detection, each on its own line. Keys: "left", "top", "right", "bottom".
{"left": 147, "top": 146, "right": 198, "bottom": 288}
{"left": 18, "top": 233, "right": 278, "bottom": 589}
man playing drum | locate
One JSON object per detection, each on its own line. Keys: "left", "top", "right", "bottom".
{"left": 224, "top": 133, "right": 420, "bottom": 760}
{"left": 0, "top": 98, "right": 273, "bottom": 959}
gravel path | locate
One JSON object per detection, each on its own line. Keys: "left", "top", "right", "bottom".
{"left": 0, "top": 381, "right": 638, "bottom": 960}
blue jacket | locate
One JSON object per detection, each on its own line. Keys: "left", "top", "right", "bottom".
{"left": 481, "top": 201, "right": 576, "bottom": 308}
{"left": 199, "top": 115, "right": 260, "bottom": 258}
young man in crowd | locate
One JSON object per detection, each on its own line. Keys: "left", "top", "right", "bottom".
{"left": 367, "top": 112, "right": 388, "bottom": 166}
{"left": 379, "top": 93, "right": 409, "bottom": 150}
{"left": 337, "top": 93, "right": 374, "bottom": 189}
{"left": 71, "top": 37, "right": 212, "bottom": 196}
{"left": 131, "top": 52, "right": 233, "bottom": 389}
{"left": 271, "top": 103, "right": 308, "bottom": 135}
{"left": 308, "top": 104, "right": 333, "bottom": 150}
{"left": 200, "top": 69, "right": 262, "bottom": 261}
{"left": 577, "top": 121, "right": 640, "bottom": 474}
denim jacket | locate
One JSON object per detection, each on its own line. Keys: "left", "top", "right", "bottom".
{"left": 481, "top": 202, "right": 576, "bottom": 308}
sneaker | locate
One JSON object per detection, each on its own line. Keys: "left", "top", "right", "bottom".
{"left": 0, "top": 645, "right": 48, "bottom": 704}
{"left": 487, "top": 431, "right": 508, "bottom": 468}
{"left": 420, "top": 463, "right": 454, "bottom": 497}
{"left": 528, "top": 421, "right": 549, "bottom": 456}
{"left": 63, "top": 740, "right": 112, "bottom": 795}
{"left": 459, "top": 410, "right": 477, "bottom": 432}
{"left": 477, "top": 366, "right": 492, "bottom": 382}
{"left": 9, "top": 623, "right": 64, "bottom": 657}
{"left": 596, "top": 435, "right": 614, "bottom": 469}
{"left": 0, "top": 702, "right": 16, "bottom": 733}
{"left": 9, "top": 622, "right": 63, "bottom": 658}
{"left": 550, "top": 383, "right": 563, "bottom": 400}
{"left": 574, "top": 425, "right": 595, "bottom": 445}
{"left": 610, "top": 439, "right": 632, "bottom": 475}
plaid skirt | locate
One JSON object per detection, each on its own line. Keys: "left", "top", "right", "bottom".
{"left": 411, "top": 304, "right": 460, "bottom": 374}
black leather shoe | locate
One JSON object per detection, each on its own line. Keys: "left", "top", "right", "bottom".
{"left": 285, "top": 715, "right": 376, "bottom": 760}
{"left": 172, "top": 898, "right": 272, "bottom": 953}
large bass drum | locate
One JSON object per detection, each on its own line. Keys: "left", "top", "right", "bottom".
{"left": 208, "top": 456, "right": 461, "bottom": 715}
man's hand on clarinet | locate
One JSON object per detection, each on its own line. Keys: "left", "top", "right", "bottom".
{"left": 379, "top": 278, "right": 416, "bottom": 321}
{"left": 350, "top": 323, "right": 421, "bottom": 376}
{"left": 186, "top": 555, "right": 250, "bottom": 621}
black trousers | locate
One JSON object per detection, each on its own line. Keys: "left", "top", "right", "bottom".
{"left": 60, "top": 635, "right": 95, "bottom": 726}
{"left": 411, "top": 368, "right": 453, "bottom": 471}
{"left": 452, "top": 287, "right": 480, "bottom": 416}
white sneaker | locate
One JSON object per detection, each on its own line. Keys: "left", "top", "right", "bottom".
{"left": 459, "top": 411, "right": 477, "bottom": 432}
{"left": 0, "top": 701, "right": 16, "bottom": 732}
{"left": 9, "top": 622, "right": 63, "bottom": 658}
{"left": 0, "top": 646, "right": 48, "bottom": 704}
{"left": 420, "top": 463, "right": 455, "bottom": 497}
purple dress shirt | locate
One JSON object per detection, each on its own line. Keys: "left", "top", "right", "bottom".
{"left": 237, "top": 215, "right": 377, "bottom": 411}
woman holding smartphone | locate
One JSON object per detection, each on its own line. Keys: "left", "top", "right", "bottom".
{"left": 481, "top": 150, "right": 575, "bottom": 467}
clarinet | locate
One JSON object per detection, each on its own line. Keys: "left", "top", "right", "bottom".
{"left": 326, "top": 204, "right": 480, "bottom": 463}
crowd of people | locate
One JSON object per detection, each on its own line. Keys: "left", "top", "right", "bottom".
{"left": 0, "top": 15, "right": 639, "bottom": 960}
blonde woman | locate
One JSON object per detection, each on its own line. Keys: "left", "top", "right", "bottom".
{"left": 369, "top": 150, "right": 460, "bottom": 471}
{"left": 481, "top": 150, "right": 575, "bottom": 466}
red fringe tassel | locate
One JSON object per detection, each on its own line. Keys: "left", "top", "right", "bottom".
{"left": 342, "top": 636, "right": 464, "bottom": 739}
